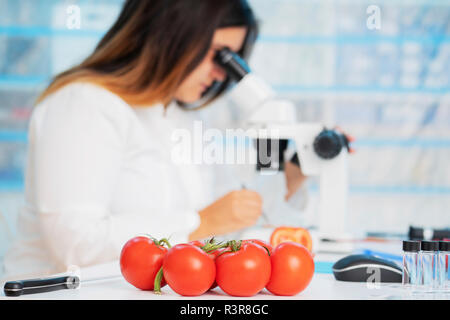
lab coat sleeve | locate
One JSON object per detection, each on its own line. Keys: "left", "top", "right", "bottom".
{"left": 31, "top": 83, "right": 199, "bottom": 268}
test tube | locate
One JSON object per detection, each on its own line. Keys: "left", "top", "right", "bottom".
{"left": 402, "top": 240, "right": 420, "bottom": 287}
{"left": 419, "top": 241, "right": 439, "bottom": 289}
{"left": 438, "top": 241, "right": 449, "bottom": 290}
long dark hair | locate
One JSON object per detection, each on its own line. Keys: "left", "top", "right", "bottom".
{"left": 36, "top": 0, "right": 259, "bottom": 108}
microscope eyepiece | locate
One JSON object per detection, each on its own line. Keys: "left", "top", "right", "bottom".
{"left": 214, "top": 47, "right": 250, "bottom": 82}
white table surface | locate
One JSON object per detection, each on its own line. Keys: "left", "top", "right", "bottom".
{"left": 2, "top": 247, "right": 449, "bottom": 300}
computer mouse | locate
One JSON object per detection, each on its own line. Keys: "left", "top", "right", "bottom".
{"left": 332, "top": 254, "right": 402, "bottom": 283}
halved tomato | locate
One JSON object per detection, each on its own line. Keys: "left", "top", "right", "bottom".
{"left": 270, "top": 227, "right": 313, "bottom": 252}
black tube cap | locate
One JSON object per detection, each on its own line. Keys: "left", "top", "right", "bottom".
{"left": 403, "top": 240, "right": 420, "bottom": 252}
{"left": 421, "top": 241, "right": 439, "bottom": 251}
{"left": 408, "top": 226, "right": 423, "bottom": 240}
{"left": 439, "top": 241, "right": 450, "bottom": 251}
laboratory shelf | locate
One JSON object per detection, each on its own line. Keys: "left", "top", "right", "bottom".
{"left": 348, "top": 185, "right": 450, "bottom": 195}
{"left": 1, "top": 76, "right": 448, "bottom": 95}
{"left": 0, "top": 75, "right": 49, "bottom": 87}
{"left": 1, "top": 179, "right": 449, "bottom": 195}
{"left": 0, "top": 26, "right": 105, "bottom": 38}
{"left": 306, "top": 184, "right": 450, "bottom": 195}
{"left": 0, "top": 131, "right": 28, "bottom": 143}
{"left": 0, "top": 180, "right": 24, "bottom": 192}
{"left": 352, "top": 138, "right": 450, "bottom": 148}
{"left": 1, "top": 131, "right": 450, "bottom": 149}
{"left": 273, "top": 85, "right": 450, "bottom": 94}
{"left": 1, "top": 25, "right": 449, "bottom": 45}
{"left": 259, "top": 35, "right": 450, "bottom": 45}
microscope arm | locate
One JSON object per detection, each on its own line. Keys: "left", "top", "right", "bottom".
{"left": 215, "top": 48, "right": 353, "bottom": 249}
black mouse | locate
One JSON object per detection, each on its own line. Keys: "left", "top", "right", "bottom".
{"left": 332, "top": 254, "right": 402, "bottom": 283}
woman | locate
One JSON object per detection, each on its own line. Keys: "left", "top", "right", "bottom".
{"left": 3, "top": 0, "right": 306, "bottom": 279}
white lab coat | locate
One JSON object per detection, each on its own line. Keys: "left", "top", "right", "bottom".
{"left": 2, "top": 82, "right": 309, "bottom": 281}
{"left": 2, "top": 82, "right": 218, "bottom": 280}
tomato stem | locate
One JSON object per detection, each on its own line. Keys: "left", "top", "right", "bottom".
{"left": 158, "top": 238, "right": 172, "bottom": 249}
{"left": 153, "top": 267, "right": 164, "bottom": 295}
{"left": 215, "top": 249, "right": 232, "bottom": 258}
{"left": 228, "top": 240, "right": 242, "bottom": 252}
{"left": 261, "top": 245, "right": 271, "bottom": 256}
{"left": 198, "top": 238, "right": 230, "bottom": 253}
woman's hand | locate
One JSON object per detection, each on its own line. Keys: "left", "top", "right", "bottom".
{"left": 336, "top": 126, "right": 356, "bottom": 154}
{"left": 189, "top": 189, "right": 263, "bottom": 241}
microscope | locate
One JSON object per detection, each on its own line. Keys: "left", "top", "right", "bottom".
{"left": 214, "top": 48, "right": 354, "bottom": 253}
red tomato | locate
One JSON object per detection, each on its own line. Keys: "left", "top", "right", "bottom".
{"left": 188, "top": 240, "right": 205, "bottom": 248}
{"left": 266, "top": 242, "right": 315, "bottom": 296}
{"left": 270, "top": 226, "right": 313, "bottom": 252}
{"left": 242, "top": 239, "right": 273, "bottom": 255}
{"left": 188, "top": 240, "right": 223, "bottom": 290}
{"left": 207, "top": 247, "right": 229, "bottom": 290}
{"left": 120, "top": 236, "right": 168, "bottom": 290}
{"left": 215, "top": 242, "right": 271, "bottom": 297}
{"left": 162, "top": 244, "right": 216, "bottom": 296}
